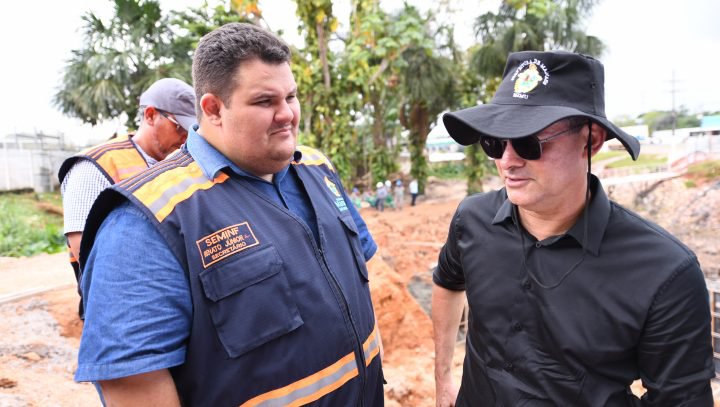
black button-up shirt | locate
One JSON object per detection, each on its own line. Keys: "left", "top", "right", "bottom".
{"left": 434, "top": 175, "right": 714, "bottom": 406}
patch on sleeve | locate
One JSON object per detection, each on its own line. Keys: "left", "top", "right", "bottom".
{"left": 196, "top": 222, "right": 259, "bottom": 268}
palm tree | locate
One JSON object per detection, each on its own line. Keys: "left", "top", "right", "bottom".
{"left": 399, "top": 44, "right": 457, "bottom": 193}
{"left": 54, "top": 0, "right": 186, "bottom": 129}
{"left": 472, "top": 0, "right": 605, "bottom": 77}
{"left": 54, "top": 0, "right": 255, "bottom": 131}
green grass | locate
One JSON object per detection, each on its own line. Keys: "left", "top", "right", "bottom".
{"left": 0, "top": 192, "right": 65, "bottom": 257}
{"left": 687, "top": 160, "right": 720, "bottom": 180}
{"left": 605, "top": 153, "right": 668, "bottom": 169}
{"left": 594, "top": 150, "right": 627, "bottom": 162}
{"left": 429, "top": 162, "right": 466, "bottom": 179}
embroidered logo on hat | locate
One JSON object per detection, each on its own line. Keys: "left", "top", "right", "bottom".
{"left": 512, "top": 59, "right": 551, "bottom": 99}
{"left": 442, "top": 51, "right": 640, "bottom": 159}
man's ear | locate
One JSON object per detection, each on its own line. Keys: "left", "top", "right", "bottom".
{"left": 142, "top": 106, "right": 158, "bottom": 126}
{"left": 587, "top": 123, "right": 607, "bottom": 157}
{"left": 200, "top": 94, "right": 223, "bottom": 126}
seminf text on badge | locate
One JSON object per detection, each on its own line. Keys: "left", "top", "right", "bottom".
{"left": 196, "top": 222, "right": 259, "bottom": 268}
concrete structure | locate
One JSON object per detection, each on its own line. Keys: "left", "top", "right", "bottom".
{"left": 1, "top": 133, "right": 77, "bottom": 192}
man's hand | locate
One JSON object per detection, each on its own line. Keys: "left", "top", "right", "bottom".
{"left": 435, "top": 376, "right": 459, "bottom": 407}
{"left": 432, "top": 284, "right": 465, "bottom": 407}
{"left": 66, "top": 231, "right": 82, "bottom": 265}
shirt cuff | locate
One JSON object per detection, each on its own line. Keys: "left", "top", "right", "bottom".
{"left": 74, "top": 348, "right": 185, "bottom": 382}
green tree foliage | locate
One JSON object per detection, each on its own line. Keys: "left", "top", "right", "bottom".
{"left": 54, "top": 0, "right": 605, "bottom": 195}
{"left": 293, "top": 1, "right": 460, "bottom": 188}
{"left": 398, "top": 50, "right": 455, "bottom": 192}
{"left": 292, "top": 0, "right": 377, "bottom": 185}
{"left": 54, "top": 0, "right": 251, "bottom": 129}
{"left": 53, "top": 0, "right": 189, "bottom": 128}
{"left": 392, "top": 6, "right": 458, "bottom": 193}
{"left": 638, "top": 107, "right": 701, "bottom": 132}
{"left": 611, "top": 114, "right": 639, "bottom": 127}
{"left": 169, "top": 1, "right": 254, "bottom": 76}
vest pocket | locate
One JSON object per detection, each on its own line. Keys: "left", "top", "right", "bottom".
{"left": 198, "top": 244, "right": 304, "bottom": 358}
{"left": 337, "top": 213, "right": 370, "bottom": 282}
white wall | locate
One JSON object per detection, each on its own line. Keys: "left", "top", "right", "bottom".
{"left": 0, "top": 144, "right": 74, "bottom": 192}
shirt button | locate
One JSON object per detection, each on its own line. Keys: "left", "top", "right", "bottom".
{"left": 504, "top": 362, "right": 514, "bottom": 371}
{"left": 522, "top": 280, "right": 532, "bottom": 290}
{"left": 535, "top": 242, "right": 542, "bottom": 248}
{"left": 513, "top": 322, "right": 523, "bottom": 332}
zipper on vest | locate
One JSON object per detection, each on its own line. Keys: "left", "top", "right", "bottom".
{"left": 317, "top": 246, "right": 367, "bottom": 406}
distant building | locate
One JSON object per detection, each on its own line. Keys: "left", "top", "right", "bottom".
{"left": 425, "top": 119, "right": 465, "bottom": 162}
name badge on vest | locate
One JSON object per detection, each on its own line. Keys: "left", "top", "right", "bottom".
{"left": 196, "top": 222, "right": 259, "bottom": 268}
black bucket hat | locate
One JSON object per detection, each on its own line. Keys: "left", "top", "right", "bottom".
{"left": 443, "top": 50, "right": 640, "bottom": 159}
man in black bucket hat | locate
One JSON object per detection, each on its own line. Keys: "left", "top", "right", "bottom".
{"left": 432, "top": 51, "right": 713, "bottom": 406}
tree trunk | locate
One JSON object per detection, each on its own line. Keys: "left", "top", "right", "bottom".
{"left": 316, "top": 22, "right": 331, "bottom": 90}
{"left": 408, "top": 104, "right": 430, "bottom": 193}
{"left": 465, "top": 144, "right": 485, "bottom": 195}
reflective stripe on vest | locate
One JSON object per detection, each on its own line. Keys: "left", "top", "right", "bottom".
{"left": 294, "top": 146, "right": 335, "bottom": 172}
{"left": 129, "top": 161, "right": 230, "bottom": 222}
{"left": 58, "top": 135, "right": 149, "bottom": 185}
{"left": 241, "top": 324, "right": 380, "bottom": 407}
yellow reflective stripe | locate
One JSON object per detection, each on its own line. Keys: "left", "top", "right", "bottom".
{"left": 240, "top": 326, "right": 379, "bottom": 407}
{"left": 363, "top": 324, "right": 380, "bottom": 367}
{"left": 241, "top": 352, "right": 358, "bottom": 407}
{"left": 82, "top": 136, "right": 131, "bottom": 158}
{"left": 133, "top": 163, "right": 229, "bottom": 222}
{"left": 91, "top": 145, "right": 147, "bottom": 182}
{"left": 294, "top": 146, "right": 334, "bottom": 172}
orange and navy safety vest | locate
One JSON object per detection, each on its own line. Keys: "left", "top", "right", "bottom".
{"left": 82, "top": 145, "right": 384, "bottom": 406}
{"left": 58, "top": 135, "right": 149, "bottom": 308}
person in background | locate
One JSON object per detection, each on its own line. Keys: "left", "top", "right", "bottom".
{"left": 393, "top": 179, "right": 405, "bottom": 210}
{"left": 375, "top": 181, "right": 387, "bottom": 212}
{"left": 384, "top": 180, "right": 394, "bottom": 209}
{"left": 432, "top": 50, "right": 713, "bottom": 406}
{"left": 58, "top": 78, "right": 195, "bottom": 313}
{"left": 350, "top": 187, "right": 363, "bottom": 209}
{"left": 409, "top": 178, "right": 419, "bottom": 206}
{"left": 74, "top": 23, "right": 384, "bottom": 406}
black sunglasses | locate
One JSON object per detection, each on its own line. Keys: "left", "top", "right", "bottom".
{"left": 479, "top": 123, "right": 588, "bottom": 160}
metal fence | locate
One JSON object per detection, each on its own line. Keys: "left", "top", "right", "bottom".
{"left": 0, "top": 134, "right": 78, "bottom": 193}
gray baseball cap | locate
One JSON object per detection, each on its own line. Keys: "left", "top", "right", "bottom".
{"left": 139, "top": 78, "right": 197, "bottom": 131}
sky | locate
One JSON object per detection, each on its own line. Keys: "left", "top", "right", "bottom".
{"left": 1, "top": 0, "right": 718, "bottom": 146}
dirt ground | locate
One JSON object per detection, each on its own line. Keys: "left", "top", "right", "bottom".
{"left": 0, "top": 174, "right": 718, "bottom": 406}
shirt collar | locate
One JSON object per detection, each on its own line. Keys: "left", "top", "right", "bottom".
{"left": 565, "top": 175, "right": 610, "bottom": 256}
{"left": 490, "top": 174, "right": 610, "bottom": 256}
{"left": 185, "top": 125, "right": 301, "bottom": 184}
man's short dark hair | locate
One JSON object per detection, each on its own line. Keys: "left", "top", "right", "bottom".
{"left": 566, "top": 116, "right": 588, "bottom": 129}
{"left": 192, "top": 23, "right": 292, "bottom": 117}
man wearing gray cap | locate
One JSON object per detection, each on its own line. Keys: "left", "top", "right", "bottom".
{"left": 432, "top": 51, "right": 713, "bottom": 406}
{"left": 59, "top": 77, "right": 195, "bottom": 305}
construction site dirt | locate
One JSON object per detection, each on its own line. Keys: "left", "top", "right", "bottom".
{"left": 0, "top": 175, "right": 718, "bottom": 406}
